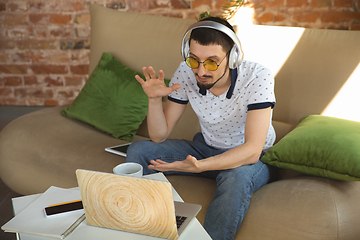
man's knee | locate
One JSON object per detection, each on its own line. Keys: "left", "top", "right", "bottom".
{"left": 216, "top": 163, "right": 270, "bottom": 194}
{"left": 127, "top": 140, "right": 149, "bottom": 156}
{"left": 126, "top": 140, "right": 156, "bottom": 165}
{"left": 216, "top": 169, "right": 249, "bottom": 196}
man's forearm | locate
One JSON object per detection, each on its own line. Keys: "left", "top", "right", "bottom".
{"left": 146, "top": 98, "right": 169, "bottom": 143}
{"left": 147, "top": 98, "right": 187, "bottom": 143}
{"left": 197, "top": 143, "right": 262, "bottom": 172}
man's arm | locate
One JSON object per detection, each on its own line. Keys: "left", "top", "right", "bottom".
{"left": 149, "top": 107, "right": 272, "bottom": 172}
{"left": 135, "top": 66, "right": 185, "bottom": 143}
{"left": 147, "top": 98, "right": 187, "bottom": 143}
{"left": 199, "top": 107, "right": 272, "bottom": 170}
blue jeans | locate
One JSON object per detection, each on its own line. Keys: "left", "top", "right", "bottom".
{"left": 126, "top": 133, "right": 273, "bottom": 240}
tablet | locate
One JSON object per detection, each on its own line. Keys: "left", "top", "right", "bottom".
{"left": 105, "top": 143, "right": 131, "bottom": 157}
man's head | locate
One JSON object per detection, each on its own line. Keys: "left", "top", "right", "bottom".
{"left": 188, "top": 40, "right": 230, "bottom": 91}
{"left": 189, "top": 17, "right": 235, "bottom": 54}
{"left": 182, "top": 17, "right": 240, "bottom": 92}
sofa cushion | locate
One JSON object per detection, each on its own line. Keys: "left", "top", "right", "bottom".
{"left": 261, "top": 115, "right": 360, "bottom": 181}
{"left": 62, "top": 52, "right": 148, "bottom": 141}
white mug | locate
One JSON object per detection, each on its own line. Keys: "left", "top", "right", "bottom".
{"left": 113, "top": 162, "right": 143, "bottom": 178}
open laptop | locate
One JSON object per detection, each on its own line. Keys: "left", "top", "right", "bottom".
{"left": 76, "top": 169, "right": 201, "bottom": 240}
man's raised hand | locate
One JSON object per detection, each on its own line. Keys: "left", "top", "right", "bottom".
{"left": 135, "top": 66, "right": 180, "bottom": 100}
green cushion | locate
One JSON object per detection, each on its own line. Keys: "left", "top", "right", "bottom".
{"left": 62, "top": 52, "right": 148, "bottom": 141}
{"left": 261, "top": 115, "right": 360, "bottom": 181}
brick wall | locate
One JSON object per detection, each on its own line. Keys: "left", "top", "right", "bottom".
{"left": 252, "top": 0, "right": 360, "bottom": 29}
{"left": 0, "top": 0, "right": 359, "bottom": 106}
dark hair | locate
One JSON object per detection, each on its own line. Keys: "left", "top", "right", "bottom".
{"left": 189, "top": 16, "right": 235, "bottom": 53}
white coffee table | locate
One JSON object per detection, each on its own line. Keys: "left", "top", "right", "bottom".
{"left": 11, "top": 173, "right": 211, "bottom": 240}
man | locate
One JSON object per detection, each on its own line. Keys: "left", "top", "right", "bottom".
{"left": 126, "top": 16, "right": 276, "bottom": 240}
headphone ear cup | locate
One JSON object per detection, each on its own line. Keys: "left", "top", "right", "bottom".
{"left": 228, "top": 45, "right": 239, "bottom": 69}
{"left": 182, "top": 39, "right": 190, "bottom": 59}
{"left": 229, "top": 44, "right": 245, "bottom": 69}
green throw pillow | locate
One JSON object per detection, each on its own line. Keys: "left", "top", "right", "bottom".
{"left": 261, "top": 115, "right": 360, "bottom": 181}
{"left": 62, "top": 52, "right": 149, "bottom": 141}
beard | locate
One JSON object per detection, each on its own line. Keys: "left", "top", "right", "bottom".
{"left": 195, "top": 66, "right": 228, "bottom": 91}
{"left": 196, "top": 74, "right": 215, "bottom": 90}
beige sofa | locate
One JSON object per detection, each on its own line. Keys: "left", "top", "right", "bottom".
{"left": 1, "top": 4, "right": 360, "bottom": 240}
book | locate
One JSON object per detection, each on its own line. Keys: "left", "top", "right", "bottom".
{"left": 2, "top": 186, "right": 84, "bottom": 239}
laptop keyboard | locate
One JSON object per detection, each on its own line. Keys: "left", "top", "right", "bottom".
{"left": 176, "top": 215, "right": 187, "bottom": 229}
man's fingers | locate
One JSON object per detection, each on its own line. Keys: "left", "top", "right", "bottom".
{"left": 171, "top": 83, "right": 181, "bottom": 91}
{"left": 150, "top": 159, "right": 166, "bottom": 165}
{"left": 142, "top": 66, "right": 164, "bottom": 82}
{"left": 135, "top": 75, "right": 145, "bottom": 84}
{"left": 142, "top": 67, "right": 151, "bottom": 81}
{"left": 148, "top": 66, "right": 157, "bottom": 80}
{"left": 158, "top": 70, "right": 165, "bottom": 81}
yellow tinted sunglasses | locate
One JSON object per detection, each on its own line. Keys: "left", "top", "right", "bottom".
{"left": 185, "top": 52, "right": 229, "bottom": 71}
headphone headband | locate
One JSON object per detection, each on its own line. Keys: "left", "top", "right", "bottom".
{"left": 181, "top": 21, "right": 244, "bottom": 69}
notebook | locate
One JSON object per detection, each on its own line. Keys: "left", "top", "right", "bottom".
{"left": 75, "top": 169, "right": 201, "bottom": 240}
{"left": 1, "top": 186, "right": 84, "bottom": 239}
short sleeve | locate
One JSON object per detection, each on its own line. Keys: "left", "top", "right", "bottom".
{"left": 246, "top": 67, "right": 275, "bottom": 108}
{"left": 168, "top": 62, "right": 192, "bottom": 104}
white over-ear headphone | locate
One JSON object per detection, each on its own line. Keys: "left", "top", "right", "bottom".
{"left": 181, "top": 21, "right": 244, "bottom": 69}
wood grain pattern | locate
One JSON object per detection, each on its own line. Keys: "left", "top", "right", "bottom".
{"left": 76, "top": 169, "right": 178, "bottom": 239}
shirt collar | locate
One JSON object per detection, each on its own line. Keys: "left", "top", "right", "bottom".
{"left": 198, "top": 68, "right": 238, "bottom": 99}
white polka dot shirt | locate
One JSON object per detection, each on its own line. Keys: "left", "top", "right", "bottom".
{"left": 168, "top": 61, "right": 276, "bottom": 151}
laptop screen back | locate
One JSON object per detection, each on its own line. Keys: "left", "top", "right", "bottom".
{"left": 76, "top": 169, "right": 179, "bottom": 240}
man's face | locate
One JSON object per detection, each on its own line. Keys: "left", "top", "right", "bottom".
{"left": 188, "top": 40, "right": 230, "bottom": 90}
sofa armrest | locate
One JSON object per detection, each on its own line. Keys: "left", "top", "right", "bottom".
{"left": 0, "top": 106, "right": 127, "bottom": 195}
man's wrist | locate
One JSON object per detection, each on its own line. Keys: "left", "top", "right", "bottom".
{"left": 148, "top": 96, "right": 164, "bottom": 103}
{"left": 196, "top": 159, "right": 207, "bottom": 173}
